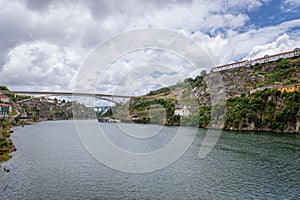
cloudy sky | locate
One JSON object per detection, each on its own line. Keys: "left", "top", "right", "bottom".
{"left": 0, "top": 0, "right": 300, "bottom": 97}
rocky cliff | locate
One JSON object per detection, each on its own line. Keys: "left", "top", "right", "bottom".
{"left": 192, "top": 56, "right": 300, "bottom": 133}
{"left": 121, "top": 56, "right": 300, "bottom": 134}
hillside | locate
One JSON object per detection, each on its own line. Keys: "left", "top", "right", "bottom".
{"left": 18, "top": 99, "right": 96, "bottom": 121}
{"left": 114, "top": 56, "right": 300, "bottom": 133}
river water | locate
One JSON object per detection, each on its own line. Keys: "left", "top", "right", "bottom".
{"left": 0, "top": 120, "right": 299, "bottom": 199}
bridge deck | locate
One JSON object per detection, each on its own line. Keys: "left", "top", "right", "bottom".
{"left": 0, "top": 90, "right": 136, "bottom": 99}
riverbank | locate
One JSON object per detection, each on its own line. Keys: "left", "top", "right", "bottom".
{"left": 119, "top": 118, "right": 299, "bottom": 135}
{"left": 0, "top": 119, "right": 36, "bottom": 163}
{"left": 0, "top": 126, "right": 16, "bottom": 163}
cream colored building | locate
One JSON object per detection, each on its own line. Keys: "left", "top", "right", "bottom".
{"left": 278, "top": 84, "right": 300, "bottom": 93}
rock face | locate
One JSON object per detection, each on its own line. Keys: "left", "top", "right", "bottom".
{"left": 192, "top": 70, "right": 252, "bottom": 130}
{"left": 220, "top": 67, "right": 264, "bottom": 98}
{"left": 192, "top": 57, "right": 300, "bottom": 134}
{"left": 192, "top": 67, "right": 266, "bottom": 105}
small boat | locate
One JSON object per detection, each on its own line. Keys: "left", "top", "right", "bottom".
{"left": 98, "top": 118, "right": 109, "bottom": 123}
{"left": 3, "top": 167, "right": 10, "bottom": 172}
{"left": 98, "top": 118, "right": 120, "bottom": 123}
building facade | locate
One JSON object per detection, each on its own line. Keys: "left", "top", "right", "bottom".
{"left": 0, "top": 95, "right": 10, "bottom": 103}
{"left": 174, "top": 105, "right": 190, "bottom": 116}
{"left": 278, "top": 84, "right": 300, "bottom": 93}
{"left": 0, "top": 104, "right": 12, "bottom": 116}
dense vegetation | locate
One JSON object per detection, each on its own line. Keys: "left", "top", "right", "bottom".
{"left": 253, "top": 57, "right": 300, "bottom": 87}
{"left": 128, "top": 97, "right": 181, "bottom": 125}
{"left": 18, "top": 99, "right": 96, "bottom": 121}
{"left": 225, "top": 88, "right": 300, "bottom": 132}
{"left": 128, "top": 72, "right": 209, "bottom": 126}
{"left": 148, "top": 87, "right": 171, "bottom": 96}
{"left": 0, "top": 119, "right": 15, "bottom": 162}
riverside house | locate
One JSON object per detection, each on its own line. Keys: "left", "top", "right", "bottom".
{"left": 0, "top": 95, "right": 10, "bottom": 103}
{"left": 174, "top": 105, "right": 190, "bottom": 116}
{"left": 0, "top": 104, "right": 12, "bottom": 117}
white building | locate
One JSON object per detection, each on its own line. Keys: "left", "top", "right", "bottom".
{"left": 174, "top": 105, "right": 190, "bottom": 116}
{"left": 0, "top": 95, "right": 10, "bottom": 103}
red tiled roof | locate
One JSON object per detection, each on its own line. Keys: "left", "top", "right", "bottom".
{"left": 0, "top": 103, "right": 11, "bottom": 106}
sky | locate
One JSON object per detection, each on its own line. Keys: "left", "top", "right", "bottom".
{"left": 0, "top": 0, "right": 300, "bottom": 98}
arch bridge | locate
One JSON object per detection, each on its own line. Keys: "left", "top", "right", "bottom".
{"left": 0, "top": 90, "right": 135, "bottom": 105}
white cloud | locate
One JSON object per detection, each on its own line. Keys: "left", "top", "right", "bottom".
{"left": 246, "top": 34, "right": 300, "bottom": 59}
{"left": 1, "top": 41, "right": 80, "bottom": 91}
{"left": 188, "top": 19, "right": 300, "bottom": 65}
{"left": 281, "top": 0, "right": 300, "bottom": 12}
{"left": 221, "top": 0, "right": 271, "bottom": 11}
{"left": 94, "top": 49, "right": 198, "bottom": 96}
{"left": 284, "top": 0, "right": 300, "bottom": 7}
{"left": 0, "top": 0, "right": 299, "bottom": 98}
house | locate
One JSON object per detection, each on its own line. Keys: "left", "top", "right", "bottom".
{"left": 39, "top": 97, "right": 46, "bottom": 102}
{"left": 174, "top": 105, "right": 190, "bottom": 116}
{"left": 0, "top": 104, "right": 12, "bottom": 116}
{"left": 47, "top": 98, "right": 55, "bottom": 103}
{"left": 278, "top": 84, "right": 300, "bottom": 93}
{"left": 0, "top": 95, "right": 10, "bottom": 103}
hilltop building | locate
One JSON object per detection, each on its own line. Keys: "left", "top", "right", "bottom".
{"left": 211, "top": 48, "right": 300, "bottom": 72}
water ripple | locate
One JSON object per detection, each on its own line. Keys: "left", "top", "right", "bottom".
{"left": 0, "top": 121, "right": 299, "bottom": 199}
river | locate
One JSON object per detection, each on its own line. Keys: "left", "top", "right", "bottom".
{"left": 0, "top": 120, "right": 299, "bottom": 199}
